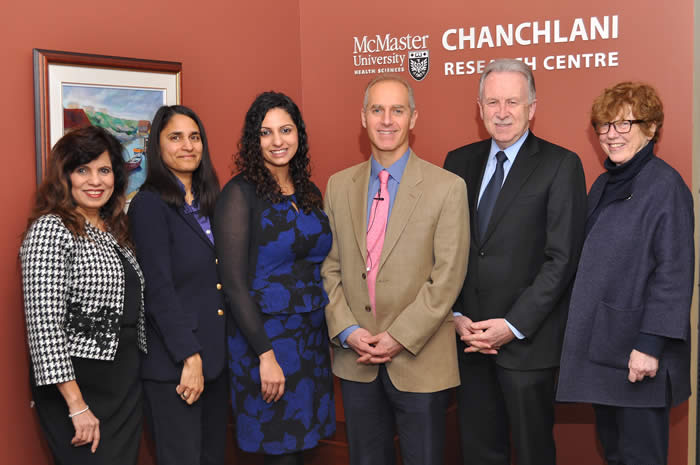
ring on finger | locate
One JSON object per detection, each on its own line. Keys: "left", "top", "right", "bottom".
{"left": 181, "top": 392, "right": 189, "bottom": 399}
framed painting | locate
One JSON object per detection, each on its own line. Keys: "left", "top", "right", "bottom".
{"left": 33, "top": 49, "right": 181, "bottom": 198}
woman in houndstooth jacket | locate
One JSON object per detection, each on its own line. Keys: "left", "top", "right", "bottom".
{"left": 20, "top": 125, "right": 146, "bottom": 465}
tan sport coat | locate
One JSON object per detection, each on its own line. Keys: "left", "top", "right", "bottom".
{"left": 322, "top": 151, "right": 469, "bottom": 393}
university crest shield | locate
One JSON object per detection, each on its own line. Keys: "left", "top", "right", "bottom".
{"left": 408, "top": 50, "right": 429, "bottom": 81}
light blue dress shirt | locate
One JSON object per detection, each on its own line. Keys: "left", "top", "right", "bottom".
{"left": 455, "top": 131, "right": 529, "bottom": 340}
{"left": 338, "top": 149, "right": 411, "bottom": 347}
{"left": 366, "top": 149, "right": 409, "bottom": 226}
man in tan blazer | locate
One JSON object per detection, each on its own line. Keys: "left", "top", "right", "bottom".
{"left": 321, "top": 74, "right": 469, "bottom": 465}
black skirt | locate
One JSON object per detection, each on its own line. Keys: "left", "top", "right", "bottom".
{"left": 32, "top": 250, "right": 142, "bottom": 465}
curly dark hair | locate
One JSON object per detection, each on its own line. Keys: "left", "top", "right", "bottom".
{"left": 25, "top": 125, "right": 132, "bottom": 248}
{"left": 235, "top": 91, "right": 321, "bottom": 212}
{"left": 140, "top": 105, "right": 220, "bottom": 217}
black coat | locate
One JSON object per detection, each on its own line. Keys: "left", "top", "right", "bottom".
{"left": 557, "top": 156, "right": 694, "bottom": 407}
{"left": 444, "top": 132, "right": 587, "bottom": 369}
{"left": 129, "top": 190, "right": 226, "bottom": 382}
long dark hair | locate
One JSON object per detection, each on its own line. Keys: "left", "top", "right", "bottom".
{"left": 236, "top": 91, "right": 321, "bottom": 212}
{"left": 25, "top": 125, "right": 132, "bottom": 247}
{"left": 140, "top": 105, "right": 220, "bottom": 217}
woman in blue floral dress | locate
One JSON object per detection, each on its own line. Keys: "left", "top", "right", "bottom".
{"left": 213, "top": 92, "right": 335, "bottom": 465}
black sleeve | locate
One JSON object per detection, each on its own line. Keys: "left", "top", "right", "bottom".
{"left": 443, "top": 150, "right": 467, "bottom": 315}
{"left": 635, "top": 333, "right": 666, "bottom": 359}
{"left": 213, "top": 180, "right": 272, "bottom": 356}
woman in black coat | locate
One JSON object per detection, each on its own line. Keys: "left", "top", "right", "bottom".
{"left": 128, "top": 105, "right": 227, "bottom": 465}
{"left": 557, "top": 82, "right": 694, "bottom": 465}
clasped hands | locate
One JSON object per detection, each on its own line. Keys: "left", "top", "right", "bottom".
{"left": 346, "top": 328, "right": 403, "bottom": 364}
{"left": 455, "top": 315, "right": 515, "bottom": 354}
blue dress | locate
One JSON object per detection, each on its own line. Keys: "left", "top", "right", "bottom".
{"left": 213, "top": 175, "right": 335, "bottom": 454}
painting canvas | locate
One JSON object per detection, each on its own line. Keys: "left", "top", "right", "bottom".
{"left": 33, "top": 49, "right": 181, "bottom": 191}
{"left": 62, "top": 85, "right": 164, "bottom": 197}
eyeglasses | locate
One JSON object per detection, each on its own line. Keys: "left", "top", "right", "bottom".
{"left": 593, "top": 119, "right": 646, "bottom": 135}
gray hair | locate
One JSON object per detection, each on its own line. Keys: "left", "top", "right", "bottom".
{"left": 479, "top": 59, "right": 536, "bottom": 103}
{"left": 363, "top": 74, "right": 416, "bottom": 113}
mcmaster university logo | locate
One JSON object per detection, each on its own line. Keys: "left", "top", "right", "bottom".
{"left": 408, "top": 50, "right": 429, "bottom": 81}
{"left": 352, "top": 33, "right": 431, "bottom": 80}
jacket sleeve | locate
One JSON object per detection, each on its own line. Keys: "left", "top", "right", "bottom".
{"left": 212, "top": 181, "right": 272, "bottom": 356}
{"left": 639, "top": 176, "right": 694, "bottom": 341}
{"left": 442, "top": 150, "right": 468, "bottom": 315}
{"left": 321, "top": 175, "right": 361, "bottom": 344}
{"left": 20, "top": 215, "right": 76, "bottom": 386}
{"left": 128, "top": 192, "right": 201, "bottom": 363}
{"left": 505, "top": 152, "right": 587, "bottom": 337}
{"left": 387, "top": 175, "right": 470, "bottom": 355}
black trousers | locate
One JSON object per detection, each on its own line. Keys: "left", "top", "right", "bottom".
{"left": 340, "top": 365, "right": 450, "bottom": 465}
{"left": 457, "top": 349, "right": 557, "bottom": 465}
{"left": 143, "top": 373, "right": 228, "bottom": 465}
{"left": 594, "top": 403, "right": 670, "bottom": 465}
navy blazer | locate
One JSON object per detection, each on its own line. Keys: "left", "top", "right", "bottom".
{"left": 129, "top": 190, "right": 226, "bottom": 382}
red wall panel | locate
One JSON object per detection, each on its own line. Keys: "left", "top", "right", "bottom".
{"left": 0, "top": 1, "right": 302, "bottom": 463}
{"left": 0, "top": 0, "right": 693, "bottom": 463}
{"left": 298, "top": 1, "right": 693, "bottom": 464}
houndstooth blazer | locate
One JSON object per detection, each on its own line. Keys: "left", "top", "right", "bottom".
{"left": 20, "top": 214, "right": 147, "bottom": 386}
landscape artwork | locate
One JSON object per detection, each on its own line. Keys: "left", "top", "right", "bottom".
{"left": 62, "top": 84, "right": 164, "bottom": 197}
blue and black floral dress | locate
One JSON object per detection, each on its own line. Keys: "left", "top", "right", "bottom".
{"left": 213, "top": 174, "right": 335, "bottom": 455}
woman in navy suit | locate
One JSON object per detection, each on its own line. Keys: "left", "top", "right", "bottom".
{"left": 128, "top": 105, "right": 227, "bottom": 465}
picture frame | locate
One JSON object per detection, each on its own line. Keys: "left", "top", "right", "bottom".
{"left": 33, "top": 49, "right": 182, "bottom": 196}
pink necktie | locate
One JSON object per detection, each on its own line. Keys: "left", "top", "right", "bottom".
{"left": 366, "top": 170, "right": 390, "bottom": 316}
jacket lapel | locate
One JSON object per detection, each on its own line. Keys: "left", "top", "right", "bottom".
{"left": 586, "top": 172, "right": 636, "bottom": 221}
{"left": 177, "top": 209, "right": 214, "bottom": 250}
{"left": 586, "top": 174, "right": 608, "bottom": 220}
{"left": 348, "top": 160, "right": 371, "bottom": 263}
{"left": 481, "top": 132, "right": 542, "bottom": 244}
{"left": 470, "top": 143, "right": 490, "bottom": 246}
{"left": 378, "top": 151, "right": 423, "bottom": 272}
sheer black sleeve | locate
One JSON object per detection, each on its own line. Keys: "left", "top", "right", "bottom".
{"left": 213, "top": 178, "right": 272, "bottom": 356}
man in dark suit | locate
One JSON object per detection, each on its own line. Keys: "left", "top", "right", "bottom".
{"left": 443, "top": 58, "right": 587, "bottom": 465}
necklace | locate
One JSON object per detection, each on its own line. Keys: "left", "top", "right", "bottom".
{"left": 279, "top": 182, "right": 295, "bottom": 196}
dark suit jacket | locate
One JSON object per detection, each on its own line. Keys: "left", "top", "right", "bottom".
{"left": 444, "top": 132, "right": 587, "bottom": 370}
{"left": 129, "top": 190, "right": 226, "bottom": 382}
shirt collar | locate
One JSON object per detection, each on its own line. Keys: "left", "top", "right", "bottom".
{"left": 174, "top": 177, "right": 200, "bottom": 213}
{"left": 370, "top": 148, "right": 411, "bottom": 183}
{"left": 489, "top": 130, "right": 529, "bottom": 164}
